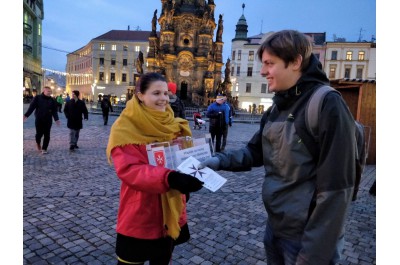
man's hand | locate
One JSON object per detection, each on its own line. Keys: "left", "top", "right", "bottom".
{"left": 198, "top": 157, "right": 221, "bottom": 171}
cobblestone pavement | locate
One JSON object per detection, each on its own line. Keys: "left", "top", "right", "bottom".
{"left": 23, "top": 104, "right": 376, "bottom": 265}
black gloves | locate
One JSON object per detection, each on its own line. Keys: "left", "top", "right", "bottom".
{"left": 168, "top": 171, "right": 204, "bottom": 193}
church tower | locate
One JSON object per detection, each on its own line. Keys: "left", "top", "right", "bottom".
{"left": 147, "top": 0, "right": 224, "bottom": 106}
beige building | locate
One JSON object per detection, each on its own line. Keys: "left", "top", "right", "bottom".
{"left": 324, "top": 42, "right": 376, "bottom": 80}
{"left": 66, "top": 30, "right": 152, "bottom": 102}
{"left": 23, "top": 0, "right": 44, "bottom": 97}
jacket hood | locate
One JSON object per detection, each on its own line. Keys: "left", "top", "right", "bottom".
{"left": 273, "top": 54, "right": 329, "bottom": 110}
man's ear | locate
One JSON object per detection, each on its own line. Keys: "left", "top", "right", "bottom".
{"left": 292, "top": 55, "right": 303, "bottom": 71}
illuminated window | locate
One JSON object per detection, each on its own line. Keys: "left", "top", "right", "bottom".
{"left": 329, "top": 67, "right": 336, "bottom": 78}
{"left": 358, "top": 51, "right": 365, "bottom": 60}
{"left": 111, "top": 44, "right": 117, "bottom": 51}
{"left": 346, "top": 51, "right": 352, "bottom": 60}
{"left": 248, "top": 51, "right": 254, "bottom": 61}
{"left": 100, "top": 44, "right": 105, "bottom": 50}
{"left": 135, "top": 46, "right": 140, "bottom": 52}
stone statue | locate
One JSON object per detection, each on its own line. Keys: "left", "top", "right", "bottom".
{"left": 216, "top": 14, "right": 223, "bottom": 42}
{"left": 224, "top": 58, "right": 231, "bottom": 82}
{"left": 136, "top": 51, "right": 144, "bottom": 74}
{"left": 152, "top": 9, "right": 157, "bottom": 33}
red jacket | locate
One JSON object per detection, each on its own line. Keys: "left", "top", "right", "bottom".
{"left": 111, "top": 144, "right": 187, "bottom": 239}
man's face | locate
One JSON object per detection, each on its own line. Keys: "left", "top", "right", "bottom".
{"left": 43, "top": 88, "right": 52, "bottom": 97}
{"left": 260, "top": 50, "right": 301, "bottom": 93}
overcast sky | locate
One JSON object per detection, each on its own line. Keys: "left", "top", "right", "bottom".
{"left": 41, "top": 0, "right": 376, "bottom": 72}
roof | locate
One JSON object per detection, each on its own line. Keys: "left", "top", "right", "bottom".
{"left": 92, "top": 30, "right": 157, "bottom": 42}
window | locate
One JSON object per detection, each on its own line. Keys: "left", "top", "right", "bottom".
{"left": 236, "top": 66, "right": 240, "bottom": 76}
{"left": 248, "top": 51, "right": 254, "bottom": 61}
{"left": 110, "top": 73, "right": 115, "bottom": 81}
{"left": 329, "top": 67, "right": 336, "bottom": 79}
{"left": 123, "top": 59, "right": 128, "bottom": 66}
{"left": 99, "top": 58, "right": 104, "bottom": 65}
{"left": 344, "top": 68, "right": 351, "bottom": 78}
{"left": 135, "top": 46, "right": 140, "bottom": 52}
{"left": 331, "top": 51, "right": 337, "bottom": 60}
{"left": 261, "top": 84, "right": 267, "bottom": 93}
{"left": 100, "top": 43, "right": 105, "bottom": 50}
{"left": 346, "top": 51, "right": 353, "bottom": 60}
{"left": 111, "top": 58, "right": 116, "bottom": 66}
{"left": 122, "top": 73, "right": 127, "bottom": 82}
{"left": 111, "top": 44, "right": 117, "bottom": 51}
{"left": 99, "top": 72, "right": 104, "bottom": 81}
{"left": 238, "top": 50, "right": 242, "bottom": 60}
{"left": 123, "top": 45, "right": 128, "bottom": 51}
{"left": 232, "top": 51, "right": 236, "bottom": 60}
{"left": 356, "top": 68, "right": 363, "bottom": 79}
{"left": 231, "top": 67, "right": 234, "bottom": 76}
{"left": 245, "top": 83, "right": 251, "bottom": 93}
{"left": 247, "top": 67, "right": 253, "bottom": 77}
{"left": 358, "top": 51, "right": 365, "bottom": 60}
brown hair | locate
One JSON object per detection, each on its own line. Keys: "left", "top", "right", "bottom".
{"left": 257, "top": 30, "right": 312, "bottom": 72}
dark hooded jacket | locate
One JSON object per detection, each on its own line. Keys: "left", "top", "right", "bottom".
{"left": 64, "top": 98, "right": 88, "bottom": 130}
{"left": 214, "top": 54, "right": 356, "bottom": 265}
{"left": 24, "top": 93, "right": 59, "bottom": 123}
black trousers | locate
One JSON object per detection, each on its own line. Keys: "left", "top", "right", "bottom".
{"left": 102, "top": 111, "right": 109, "bottom": 125}
{"left": 35, "top": 119, "right": 52, "bottom": 150}
{"left": 210, "top": 127, "right": 223, "bottom": 152}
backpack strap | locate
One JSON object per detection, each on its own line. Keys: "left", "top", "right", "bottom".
{"left": 305, "top": 85, "right": 341, "bottom": 142}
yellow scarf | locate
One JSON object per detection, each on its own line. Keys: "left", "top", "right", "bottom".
{"left": 106, "top": 96, "right": 191, "bottom": 239}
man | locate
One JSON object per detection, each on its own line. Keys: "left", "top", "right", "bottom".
{"left": 101, "top": 95, "right": 114, "bottom": 125}
{"left": 167, "top": 82, "right": 186, "bottom": 119}
{"left": 56, "top": 94, "right": 63, "bottom": 113}
{"left": 221, "top": 96, "right": 234, "bottom": 151}
{"left": 64, "top": 90, "right": 88, "bottom": 151}
{"left": 199, "top": 30, "right": 356, "bottom": 265}
{"left": 23, "top": 86, "right": 60, "bottom": 154}
{"left": 206, "top": 94, "right": 230, "bottom": 153}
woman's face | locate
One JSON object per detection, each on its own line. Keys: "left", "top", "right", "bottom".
{"left": 137, "top": 81, "right": 169, "bottom": 111}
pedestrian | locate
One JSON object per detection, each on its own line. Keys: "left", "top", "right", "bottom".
{"left": 65, "top": 93, "right": 70, "bottom": 103}
{"left": 221, "top": 96, "right": 234, "bottom": 151}
{"left": 56, "top": 94, "right": 63, "bottom": 113}
{"left": 106, "top": 72, "right": 204, "bottom": 265}
{"left": 101, "top": 95, "right": 114, "bottom": 125}
{"left": 167, "top": 82, "right": 186, "bottom": 119}
{"left": 23, "top": 86, "right": 61, "bottom": 154}
{"left": 206, "top": 94, "right": 230, "bottom": 152}
{"left": 199, "top": 30, "right": 356, "bottom": 265}
{"left": 63, "top": 90, "right": 88, "bottom": 151}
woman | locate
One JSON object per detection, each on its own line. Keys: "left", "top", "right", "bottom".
{"left": 106, "top": 72, "right": 204, "bottom": 265}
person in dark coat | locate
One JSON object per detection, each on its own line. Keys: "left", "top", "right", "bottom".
{"left": 101, "top": 95, "right": 114, "bottom": 125}
{"left": 64, "top": 90, "right": 88, "bottom": 151}
{"left": 167, "top": 82, "right": 186, "bottom": 119}
{"left": 23, "top": 86, "right": 60, "bottom": 154}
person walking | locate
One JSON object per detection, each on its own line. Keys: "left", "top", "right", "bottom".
{"left": 199, "top": 30, "right": 356, "bottom": 265}
{"left": 167, "top": 82, "right": 186, "bottom": 119}
{"left": 206, "top": 94, "right": 230, "bottom": 152}
{"left": 221, "top": 96, "right": 234, "bottom": 151}
{"left": 63, "top": 90, "right": 88, "bottom": 151}
{"left": 101, "top": 95, "right": 114, "bottom": 125}
{"left": 106, "top": 72, "right": 203, "bottom": 265}
{"left": 23, "top": 86, "right": 60, "bottom": 154}
{"left": 56, "top": 94, "right": 63, "bottom": 113}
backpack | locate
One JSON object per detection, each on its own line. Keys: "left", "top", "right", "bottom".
{"left": 305, "top": 85, "right": 370, "bottom": 201}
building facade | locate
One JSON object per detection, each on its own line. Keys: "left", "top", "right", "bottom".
{"left": 66, "top": 30, "right": 151, "bottom": 103}
{"left": 23, "top": 0, "right": 44, "bottom": 97}
{"left": 324, "top": 42, "right": 376, "bottom": 80}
